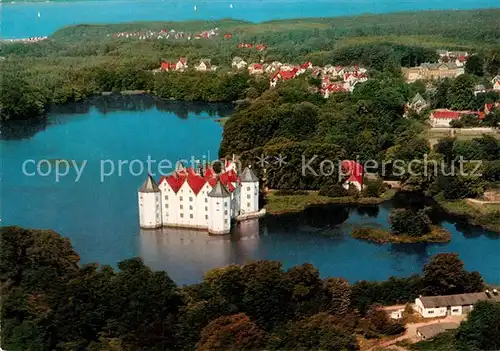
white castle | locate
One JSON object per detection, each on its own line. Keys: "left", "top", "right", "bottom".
{"left": 138, "top": 161, "right": 261, "bottom": 234}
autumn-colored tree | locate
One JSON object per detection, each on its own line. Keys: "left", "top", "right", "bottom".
{"left": 365, "top": 305, "right": 405, "bottom": 336}
{"left": 196, "top": 313, "right": 267, "bottom": 351}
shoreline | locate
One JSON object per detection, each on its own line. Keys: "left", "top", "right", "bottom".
{"left": 438, "top": 199, "right": 500, "bottom": 233}
{"left": 264, "top": 189, "right": 396, "bottom": 216}
{"left": 264, "top": 190, "right": 500, "bottom": 234}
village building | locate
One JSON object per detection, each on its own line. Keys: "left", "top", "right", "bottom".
{"left": 414, "top": 290, "right": 500, "bottom": 318}
{"left": 195, "top": 59, "right": 216, "bottom": 72}
{"left": 473, "top": 84, "right": 486, "bottom": 96}
{"left": 232, "top": 57, "right": 247, "bottom": 70}
{"left": 321, "top": 83, "right": 347, "bottom": 98}
{"left": 248, "top": 63, "right": 264, "bottom": 75}
{"left": 492, "top": 76, "right": 500, "bottom": 91}
{"left": 341, "top": 160, "right": 364, "bottom": 191}
{"left": 485, "top": 102, "right": 500, "bottom": 115}
{"left": 269, "top": 68, "right": 298, "bottom": 88}
{"left": 402, "top": 62, "right": 464, "bottom": 82}
{"left": 405, "top": 93, "right": 429, "bottom": 115}
{"left": 416, "top": 323, "right": 459, "bottom": 340}
{"left": 174, "top": 58, "right": 188, "bottom": 71}
{"left": 138, "top": 162, "right": 262, "bottom": 234}
{"left": 429, "top": 109, "right": 483, "bottom": 127}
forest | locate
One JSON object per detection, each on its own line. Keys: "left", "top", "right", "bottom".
{"left": 1, "top": 226, "right": 494, "bottom": 351}
{"left": 1, "top": 9, "right": 500, "bottom": 121}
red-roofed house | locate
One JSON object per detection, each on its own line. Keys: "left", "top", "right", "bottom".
{"left": 341, "top": 160, "right": 364, "bottom": 191}
{"left": 321, "top": 83, "right": 347, "bottom": 98}
{"left": 269, "top": 69, "right": 297, "bottom": 88}
{"left": 248, "top": 63, "right": 264, "bottom": 75}
{"left": 485, "top": 103, "right": 500, "bottom": 115}
{"left": 430, "top": 109, "right": 482, "bottom": 127}
{"left": 255, "top": 44, "right": 266, "bottom": 51}
{"left": 224, "top": 33, "right": 232, "bottom": 39}
{"left": 455, "top": 55, "right": 468, "bottom": 68}
{"left": 160, "top": 62, "right": 173, "bottom": 71}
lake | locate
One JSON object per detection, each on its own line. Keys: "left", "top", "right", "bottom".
{"left": 2, "top": 96, "right": 499, "bottom": 285}
{"left": 2, "top": 0, "right": 500, "bottom": 39}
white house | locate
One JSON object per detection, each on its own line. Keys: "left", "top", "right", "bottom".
{"left": 492, "top": 76, "right": 500, "bottom": 91}
{"left": 138, "top": 162, "right": 261, "bottom": 235}
{"left": 473, "top": 84, "right": 486, "bottom": 96}
{"left": 175, "top": 58, "right": 188, "bottom": 71}
{"left": 232, "top": 56, "right": 247, "bottom": 70}
{"left": 414, "top": 290, "right": 500, "bottom": 318}
{"left": 195, "top": 59, "right": 216, "bottom": 72}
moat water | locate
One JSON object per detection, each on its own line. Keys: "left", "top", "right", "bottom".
{"left": 2, "top": 96, "right": 499, "bottom": 285}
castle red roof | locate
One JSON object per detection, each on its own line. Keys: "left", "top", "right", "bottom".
{"left": 160, "top": 166, "right": 237, "bottom": 194}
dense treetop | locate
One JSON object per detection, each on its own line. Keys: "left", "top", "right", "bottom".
{"left": 0, "top": 226, "right": 486, "bottom": 350}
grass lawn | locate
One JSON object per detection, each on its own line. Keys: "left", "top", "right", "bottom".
{"left": 439, "top": 199, "right": 500, "bottom": 233}
{"left": 264, "top": 189, "right": 395, "bottom": 215}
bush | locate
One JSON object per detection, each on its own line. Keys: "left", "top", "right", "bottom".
{"left": 318, "top": 183, "right": 349, "bottom": 197}
{"left": 363, "top": 179, "right": 386, "bottom": 198}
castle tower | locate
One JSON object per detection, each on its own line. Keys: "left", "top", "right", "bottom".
{"left": 207, "top": 180, "right": 231, "bottom": 235}
{"left": 239, "top": 167, "right": 259, "bottom": 214}
{"left": 138, "top": 174, "right": 162, "bottom": 229}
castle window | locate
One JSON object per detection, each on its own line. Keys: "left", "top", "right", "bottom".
{"left": 190, "top": 214, "right": 193, "bottom": 219}
{"left": 189, "top": 197, "right": 193, "bottom": 202}
{"left": 224, "top": 202, "right": 227, "bottom": 207}
{"left": 205, "top": 206, "right": 208, "bottom": 211}
{"left": 225, "top": 219, "right": 228, "bottom": 224}
{"left": 247, "top": 194, "right": 251, "bottom": 199}
{"left": 247, "top": 186, "right": 250, "bottom": 191}
{"left": 205, "top": 198, "right": 208, "bottom": 203}
{"left": 189, "top": 205, "right": 193, "bottom": 210}
{"left": 205, "top": 215, "right": 208, "bottom": 220}
{"left": 165, "top": 195, "right": 168, "bottom": 200}
{"left": 180, "top": 196, "right": 183, "bottom": 201}
{"left": 165, "top": 204, "right": 168, "bottom": 209}
{"left": 180, "top": 213, "right": 184, "bottom": 218}
{"left": 180, "top": 205, "right": 183, "bottom": 209}
{"left": 224, "top": 210, "right": 228, "bottom": 215}
{"left": 247, "top": 203, "right": 250, "bottom": 208}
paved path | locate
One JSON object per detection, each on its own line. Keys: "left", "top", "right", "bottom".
{"left": 368, "top": 315, "right": 465, "bottom": 351}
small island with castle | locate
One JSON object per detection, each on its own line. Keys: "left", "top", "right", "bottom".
{"left": 137, "top": 161, "right": 265, "bottom": 234}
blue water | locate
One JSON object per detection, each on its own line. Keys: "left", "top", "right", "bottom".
{"left": 2, "top": 97, "right": 499, "bottom": 285}
{"left": 2, "top": 0, "right": 499, "bottom": 39}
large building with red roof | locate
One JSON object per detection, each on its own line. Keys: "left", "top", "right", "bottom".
{"left": 138, "top": 161, "right": 260, "bottom": 234}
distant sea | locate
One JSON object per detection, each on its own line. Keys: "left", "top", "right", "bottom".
{"left": 1, "top": 0, "right": 499, "bottom": 39}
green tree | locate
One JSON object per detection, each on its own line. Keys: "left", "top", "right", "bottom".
{"left": 389, "top": 208, "right": 431, "bottom": 236}
{"left": 456, "top": 301, "right": 500, "bottom": 351}
{"left": 447, "top": 74, "right": 475, "bottom": 110}
{"left": 422, "top": 253, "right": 484, "bottom": 296}
{"left": 273, "top": 313, "right": 358, "bottom": 351}
{"left": 465, "top": 54, "right": 485, "bottom": 76}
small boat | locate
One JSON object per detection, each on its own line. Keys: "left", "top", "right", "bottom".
{"left": 229, "top": 3, "right": 233, "bottom": 8}
{"left": 194, "top": 4, "right": 197, "bottom": 11}
{"left": 37, "top": 11, "right": 41, "bottom": 18}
